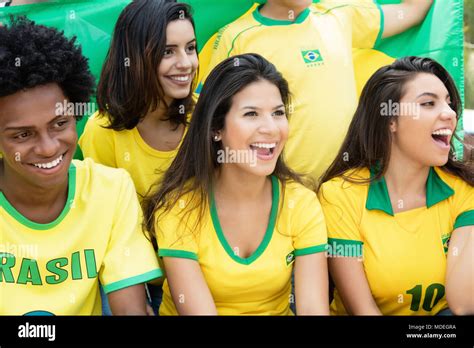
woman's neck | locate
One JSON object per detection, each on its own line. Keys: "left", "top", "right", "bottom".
{"left": 384, "top": 151, "right": 430, "bottom": 211}
{"left": 215, "top": 167, "right": 269, "bottom": 204}
{"left": 144, "top": 101, "right": 169, "bottom": 124}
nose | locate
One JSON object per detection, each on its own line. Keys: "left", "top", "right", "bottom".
{"left": 440, "top": 101, "right": 457, "bottom": 122}
{"left": 257, "top": 113, "right": 280, "bottom": 135}
{"left": 176, "top": 50, "right": 192, "bottom": 70}
{"left": 34, "top": 133, "right": 60, "bottom": 158}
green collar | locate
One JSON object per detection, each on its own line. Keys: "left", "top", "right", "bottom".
{"left": 366, "top": 167, "right": 454, "bottom": 216}
{"left": 210, "top": 175, "right": 279, "bottom": 265}
{"left": 252, "top": 4, "right": 311, "bottom": 26}
{"left": 0, "top": 163, "right": 77, "bottom": 230}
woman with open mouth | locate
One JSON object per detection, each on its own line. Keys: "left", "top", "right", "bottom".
{"left": 143, "top": 53, "right": 330, "bottom": 315}
{"left": 0, "top": 17, "right": 161, "bottom": 315}
{"left": 317, "top": 56, "right": 473, "bottom": 316}
{"left": 78, "top": 0, "right": 199, "bottom": 314}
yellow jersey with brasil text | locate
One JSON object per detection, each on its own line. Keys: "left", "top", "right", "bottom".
{"left": 319, "top": 166, "right": 474, "bottom": 315}
{"left": 0, "top": 159, "right": 162, "bottom": 315}
{"left": 200, "top": 1, "right": 383, "bottom": 184}
{"left": 156, "top": 177, "right": 328, "bottom": 315}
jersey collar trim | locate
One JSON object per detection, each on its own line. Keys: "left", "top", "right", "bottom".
{"left": 252, "top": 4, "right": 311, "bottom": 26}
{"left": 0, "top": 163, "right": 77, "bottom": 230}
{"left": 366, "top": 166, "right": 454, "bottom": 216}
{"left": 210, "top": 175, "right": 279, "bottom": 265}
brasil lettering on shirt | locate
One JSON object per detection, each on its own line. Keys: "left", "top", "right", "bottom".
{"left": 0, "top": 249, "right": 98, "bottom": 285}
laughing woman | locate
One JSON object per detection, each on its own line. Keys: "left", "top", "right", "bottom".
{"left": 78, "top": 0, "right": 198, "bottom": 313}
{"left": 0, "top": 17, "right": 161, "bottom": 315}
{"left": 143, "top": 54, "right": 329, "bottom": 315}
{"left": 318, "top": 56, "right": 474, "bottom": 315}
{"left": 79, "top": 0, "right": 198, "bottom": 201}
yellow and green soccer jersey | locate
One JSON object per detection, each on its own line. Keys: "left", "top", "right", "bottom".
{"left": 78, "top": 112, "right": 188, "bottom": 200}
{"left": 0, "top": 159, "right": 162, "bottom": 315}
{"left": 201, "top": 1, "right": 383, "bottom": 184}
{"left": 319, "top": 167, "right": 474, "bottom": 315}
{"left": 156, "top": 177, "right": 328, "bottom": 315}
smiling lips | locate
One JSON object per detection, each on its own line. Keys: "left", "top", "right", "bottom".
{"left": 431, "top": 128, "right": 452, "bottom": 147}
{"left": 167, "top": 74, "right": 192, "bottom": 84}
{"left": 29, "top": 154, "right": 64, "bottom": 169}
{"left": 250, "top": 142, "right": 277, "bottom": 159}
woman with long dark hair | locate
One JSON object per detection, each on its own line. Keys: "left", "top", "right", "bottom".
{"left": 78, "top": 0, "right": 198, "bottom": 314}
{"left": 318, "top": 56, "right": 473, "bottom": 315}
{"left": 143, "top": 53, "right": 329, "bottom": 315}
{"left": 79, "top": 0, "right": 198, "bottom": 199}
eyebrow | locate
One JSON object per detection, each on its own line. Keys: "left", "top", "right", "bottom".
{"left": 416, "top": 92, "right": 451, "bottom": 99}
{"left": 242, "top": 104, "right": 285, "bottom": 110}
{"left": 3, "top": 115, "right": 66, "bottom": 131}
{"left": 165, "top": 38, "right": 196, "bottom": 48}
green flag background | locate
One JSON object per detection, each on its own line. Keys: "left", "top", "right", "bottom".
{"left": 0, "top": 0, "right": 465, "bottom": 158}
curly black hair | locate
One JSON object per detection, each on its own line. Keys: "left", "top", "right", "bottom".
{"left": 0, "top": 16, "right": 95, "bottom": 118}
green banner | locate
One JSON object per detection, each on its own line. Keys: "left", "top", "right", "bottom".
{"left": 0, "top": 0, "right": 465, "bottom": 158}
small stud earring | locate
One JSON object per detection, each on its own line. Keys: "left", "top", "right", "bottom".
{"left": 213, "top": 135, "right": 220, "bottom": 141}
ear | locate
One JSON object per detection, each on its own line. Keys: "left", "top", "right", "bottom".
{"left": 389, "top": 119, "right": 397, "bottom": 133}
{"left": 213, "top": 131, "right": 222, "bottom": 142}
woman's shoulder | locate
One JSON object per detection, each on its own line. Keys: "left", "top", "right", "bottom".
{"left": 318, "top": 168, "right": 370, "bottom": 208}
{"left": 434, "top": 166, "right": 473, "bottom": 196}
{"left": 320, "top": 168, "right": 370, "bottom": 192}
{"left": 84, "top": 111, "right": 114, "bottom": 128}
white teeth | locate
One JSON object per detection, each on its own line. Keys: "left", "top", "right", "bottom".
{"left": 432, "top": 129, "right": 452, "bottom": 136}
{"left": 250, "top": 143, "right": 276, "bottom": 149}
{"left": 170, "top": 75, "right": 190, "bottom": 82}
{"left": 33, "top": 154, "right": 63, "bottom": 169}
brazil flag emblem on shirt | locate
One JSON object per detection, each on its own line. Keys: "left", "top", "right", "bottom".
{"left": 302, "top": 49, "right": 324, "bottom": 64}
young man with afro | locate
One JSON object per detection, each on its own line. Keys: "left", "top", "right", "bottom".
{"left": 0, "top": 17, "right": 162, "bottom": 315}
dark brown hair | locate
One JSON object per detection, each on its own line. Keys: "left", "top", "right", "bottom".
{"left": 143, "top": 53, "right": 302, "bottom": 239}
{"left": 318, "top": 56, "right": 473, "bottom": 190}
{"left": 97, "top": 0, "right": 196, "bottom": 130}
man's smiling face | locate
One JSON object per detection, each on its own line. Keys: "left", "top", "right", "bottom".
{"left": 0, "top": 83, "right": 77, "bottom": 190}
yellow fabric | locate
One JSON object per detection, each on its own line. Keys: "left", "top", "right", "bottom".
{"left": 319, "top": 167, "right": 474, "bottom": 315}
{"left": 201, "top": 1, "right": 382, "bottom": 184}
{"left": 156, "top": 178, "right": 328, "bottom": 315}
{"left": 0, "top": 159, "right": 162, "bottom": 315}
{"left": 78, "top": 112, "right": 188, "bottom": 200}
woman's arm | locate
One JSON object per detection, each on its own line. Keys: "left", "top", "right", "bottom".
{"left": 163, "top": 257, "right": 218, "bottom": 315}
{"left": 446, "top": 226, "right": 474, "bottom": 315}
{"left": 294, "top": 252, "right": 330, "bottom": 315}
{"left": 329, "top": 257, "right": 382, "bottom": 315}
{"left": 108, "top": 284, "right": 149, "bottom": 315}
{"left": 382, "top": 0, "right": 433, "bottom": 39}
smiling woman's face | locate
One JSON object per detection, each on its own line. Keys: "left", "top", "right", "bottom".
{"left": 390, "top": 72, "right": 457, "bottom": 167}
{"left": 217, "top": 79, "right": 289, "bottom": 178}
{"left": 0, "top": 83, "right": 77, "bottom": 190}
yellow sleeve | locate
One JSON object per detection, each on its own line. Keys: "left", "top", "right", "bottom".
{"left": 291, "top": 187, "right": 328, "bottom": 256}
{"left": 197, "top": 24, "right": 237, "bottom": 93}
{"left": 452, "top": 179, "right": 474, "bottom": 230}
{"left": 334, "top": 0, "right": 383, "bottom": 48}
{"left": 78, "top": 112, "right": 117, "bottom": 168}
{"left": 100, "top": 170, "right": 162, "bottom": 294}
{"left": 318, "top": 179, "right": 364, "bottom": 257}
{"left": 155, "top": 201, "right": 199, "bottom": 261}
